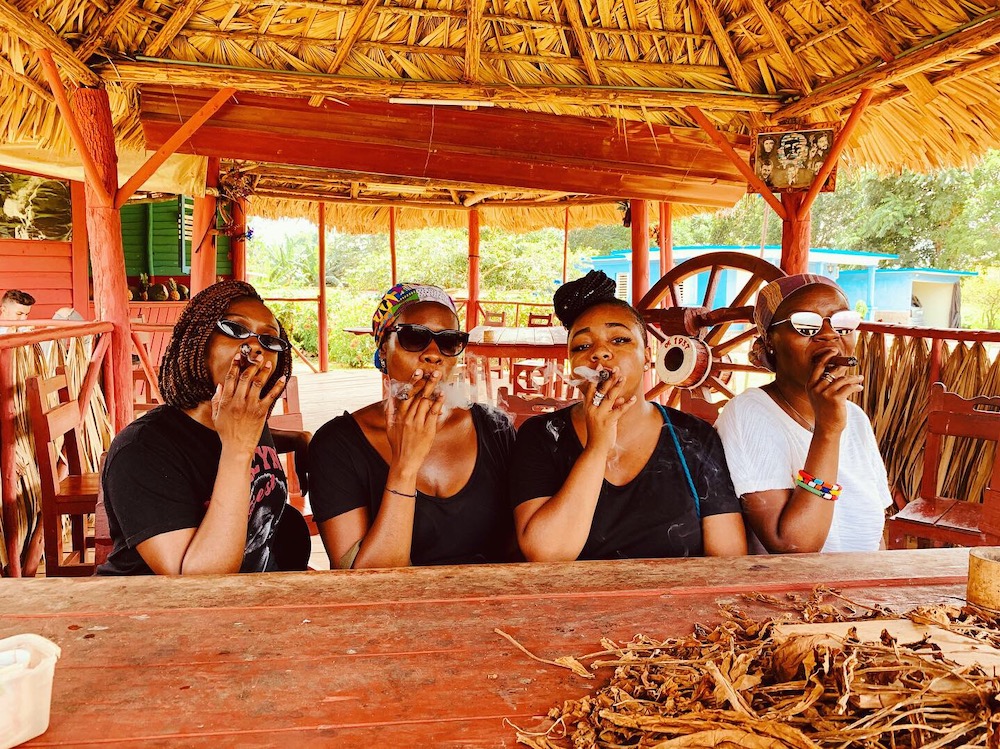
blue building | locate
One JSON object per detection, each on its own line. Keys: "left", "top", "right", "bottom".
{"left": 589, "top": 245, "right": 974, "bottom": 327}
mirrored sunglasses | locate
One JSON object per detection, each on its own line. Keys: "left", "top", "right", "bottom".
{"left": 771, "top": 310, "right": 862, "bottom": 337}
{"left": 388, "top": 324, "right": 469, "bottom": 357}
{"left": 215, "top": 319, "right": 291, "bottom": 352}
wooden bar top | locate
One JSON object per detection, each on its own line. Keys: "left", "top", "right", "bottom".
{"left": 2, "top": 549, "right": 971, "bottom": 747}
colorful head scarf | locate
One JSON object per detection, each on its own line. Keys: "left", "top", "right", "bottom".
{"left": 749, "top": 274, "right": 843, "bottom": 371}
{"left": 371, "top": 283, "right": 458, "bottom": 372}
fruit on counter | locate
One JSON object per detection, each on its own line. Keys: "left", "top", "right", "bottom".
{"left": 148, "top": 283, "right": 169, "bottom": 301}
{"left": 167, "top": 278, "right": 181, "bottom": 301}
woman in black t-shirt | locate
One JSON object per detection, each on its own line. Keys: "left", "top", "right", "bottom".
{"left": 98, "top": 280, "right": 308, "bottom": 575}
{"left": 509, "top": 271, "right": 747, "bottom": 561}
{"left": 309, "top": 283, "right": 516, "bottom": 568}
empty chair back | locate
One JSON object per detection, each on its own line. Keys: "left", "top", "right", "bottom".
{"left": 527, "top": 312, "right": 554, "bottom": 327}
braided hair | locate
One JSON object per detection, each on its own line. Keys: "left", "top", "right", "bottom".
{"left": 159, "top": 280, "right": 293, "bottom": 410}
{"left": 553, "top": 270, "right": 648, "bottom": 343}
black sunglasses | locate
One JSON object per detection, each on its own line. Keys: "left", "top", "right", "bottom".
{"left": 215, "top": 319, "right": 290, "bottom": 353}
{"left": 387, "top": 324, "right": 469, "bottom": 357}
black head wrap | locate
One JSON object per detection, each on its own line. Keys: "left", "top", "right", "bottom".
{"left": 553, "top": 270, "right": 618, "bottom": 329}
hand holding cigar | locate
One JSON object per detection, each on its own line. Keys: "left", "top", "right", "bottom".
{"left": 826, "top": 356, "right": 857, "bottom": 369}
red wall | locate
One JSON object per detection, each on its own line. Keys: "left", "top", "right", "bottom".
{"left": 0, "top": 181, "right": 88, "bottom": 320}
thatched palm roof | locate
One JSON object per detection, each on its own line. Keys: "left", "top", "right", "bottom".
{"left": 0, "top": 0, "right": 997, "bottom": 229}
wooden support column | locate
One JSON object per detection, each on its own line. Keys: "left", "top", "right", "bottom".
{"left": 190, "top": 157, "right": 220, "bottom": 294}
{"left": 70, "top": 181, "right": 89, "bottom": 312}
{"left": 468, "top": 209, "right": 480, "bottom": 330}
{"left": 230, "top": 197, "right": 248, "bottom": 282}
{"left": 389, "top": 207, "right": 398, "bottom": 285}
{"left": 780, "top": 193, "right": 811, "bottom": 275}
{"left": 658, "top": 202, "right": 673, "bottom": 279}
{"left": 0, "top": 347, "right": 19, "bottom": 576}
{"left": 562, "top": 207, "right": 570, "bottom": 283}
{"left": 630, "top": 199, "right": 650, "bottom": 305}
{"left": 317, "top": 203, "right": 329, "bottom": 373}
{"left": 75, "top": 87, "right": 133, "bottom": 433}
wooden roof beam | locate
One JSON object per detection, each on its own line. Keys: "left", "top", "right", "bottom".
{"left": 464, "top": 0, "right": 484, "bottom": 83}
{"left": 144, "top": 0, "right": 204, "bottom": 57}
{"left": 796, "top": 88, "right": 872, "bottom": 219}
{"left": 0, "top": 0, "right": 99, "bottom": 85}
{"left": 692, "top": 0, "right": 761, "bottom": 127}
{"left": 104, "top": 59, "right": 782, "bottom": 112}
{"left": 747, "top": 0, "right": 812, "bottom": 95}
{"left": 36, "top": 48, "right": 112, "bottom": 207}
{"left": 560, "top": 0, "right": 603, "bottom": 86}
{"left": 779, "top": 10, "right": 1000, "bottom": 120}
{"left": 836, "top": 0, "right": 937, "bottom": 104}
{"left": 310, "top": 0, "right": 382, "bottom": 106}
{"left": 685, "top": 105, "right": 785, "bottom": 220}
{"left": 115, "top": 86, "right": 237, "bottom": 208}
{"left": 75, "top": 0, "right": 142, "bottom": 63}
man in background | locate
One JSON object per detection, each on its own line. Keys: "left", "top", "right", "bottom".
{"left": 0, "top": 289, "right": 34, "bottom": 332}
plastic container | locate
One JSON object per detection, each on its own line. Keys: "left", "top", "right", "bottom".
{"left": 0, "top": 634, "right": 61, "bottom": 749}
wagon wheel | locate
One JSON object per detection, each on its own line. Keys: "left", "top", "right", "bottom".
{"left": 635, "top": 251, "right": 786, "bottom": 410}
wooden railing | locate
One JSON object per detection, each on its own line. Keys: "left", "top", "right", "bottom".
{"left": 0, "top": 321, "right": 114, "bottom": 576}
{"left": 453, "top": 299, "right": 556, "bottom": 328}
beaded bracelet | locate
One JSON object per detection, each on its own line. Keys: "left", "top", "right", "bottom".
{"left": 795, "top": 469, "right": 842, "bottom": 501}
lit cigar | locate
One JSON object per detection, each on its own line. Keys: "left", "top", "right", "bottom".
{"left": 238, "top": 343, "right": 253, "bottom": 371}
{"left": 597, "top": 369, "right": 611, "bottom": 382}
{"left": 826, "top": 356, "right": 858, "bottom": 368}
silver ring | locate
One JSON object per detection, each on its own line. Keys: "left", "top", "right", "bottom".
{"left": 821, "top": 373, "right": 836, "bottom": 383}
{"left": 591, "top": 392, "right": 606, "bottom": 407}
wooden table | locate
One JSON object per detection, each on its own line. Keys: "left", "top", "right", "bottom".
{"left": 2, "top": 550, "right": 970, "bottom": 747}
{"left": 466, "top": 325, "right": 567, "bottom": 361}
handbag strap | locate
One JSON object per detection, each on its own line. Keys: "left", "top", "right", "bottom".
{"left": 654, "top": 403, "right": 701, "bottom": 518}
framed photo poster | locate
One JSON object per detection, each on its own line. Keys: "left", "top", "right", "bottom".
{"left": 749, "top": 124, "right": 839, "bottom": 193}
{"left": 0, "top": 170, "right": 73, "bottom": 240}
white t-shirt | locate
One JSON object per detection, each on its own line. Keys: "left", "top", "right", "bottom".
{"left": 715, "top": 387, "right": 891, "bottom": 553}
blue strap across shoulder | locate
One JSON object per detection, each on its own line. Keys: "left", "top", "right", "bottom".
{"left": 654, "top": 403, "right": 701, "bottom": 518}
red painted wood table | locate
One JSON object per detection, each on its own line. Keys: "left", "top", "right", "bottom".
{"left": 466, "top": 325, "right": 567, "bottom": 361}
{"left": 2, "top": 550, "right": 970, "bottom": 747}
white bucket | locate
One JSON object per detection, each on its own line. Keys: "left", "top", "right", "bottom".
{"left": 0, "top": 634, "right": 61, "bottom": 749}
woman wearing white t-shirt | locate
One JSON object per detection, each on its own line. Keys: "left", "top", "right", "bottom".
{"left": 716, "top": 275, "right": 891, "bottom": 553}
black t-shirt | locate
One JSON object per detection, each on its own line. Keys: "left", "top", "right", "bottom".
{"left": 309, "top": 404, "right": 516, "bottom": 565}
{"left": 509, "top": 404, "right": 740, "bottom": 560}
{"left": 96, "top": 406, "right": 288, "bottom": 576}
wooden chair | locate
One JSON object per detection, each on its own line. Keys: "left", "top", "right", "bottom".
{"left": 677, "top": 390, "right": 726, "bottom": 425}
{"left": 527, "top": 312, "right": 553, "bottom": 327}
{"left": 887, "top": 383, "right": 1000, "bottom": 548}
{"left": 479, "top": 310, "right": 507, "bottom": 384}
{"left": 267, "top": 376, "right": 317, "bottom": 535}
{"left": 497, "top": 387, "right": 578, "bottom": 430}
{"left": 514, "top": 313, "right": 559, "bottom": 395}
{"left": 26, "top": 369, "right": 100, "bottom": 576}
{"left": 481, "top": 310, "right": 506, "bottom": 327}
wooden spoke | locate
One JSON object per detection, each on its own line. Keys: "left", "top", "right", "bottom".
{"left": 701, "top": 265, "right": 722, "bottom": 308}
{"left": 712, "top": 327, "right": 758, "bottom": 358}
{"left": 705, "top": 374, "right": 737, "bottom": 400}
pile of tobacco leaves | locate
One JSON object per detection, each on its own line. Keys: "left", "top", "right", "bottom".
{"left": 510, "top": 588, "right": 1000, "bottom": 748}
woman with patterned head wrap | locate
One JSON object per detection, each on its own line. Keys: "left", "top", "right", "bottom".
{"left": 309, "top": 283, "right": 516, "bottom": 568}
{"left": 716, "top": 275, "right": 890, "bottom": 554}
{"left": 509, "top": 271, "right": 747, "bottom": 562}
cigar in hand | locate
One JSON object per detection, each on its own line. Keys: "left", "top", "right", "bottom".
{"left": 826, "top": 356, "right": 858, "bottom": 369}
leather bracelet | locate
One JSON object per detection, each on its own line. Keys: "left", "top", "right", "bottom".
{"left": 386, "top": 488, "right": 417, "bottom": 499}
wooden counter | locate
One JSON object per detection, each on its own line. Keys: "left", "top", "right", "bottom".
{"left": 2, "top": 549, "right": 970, "bottom": 747}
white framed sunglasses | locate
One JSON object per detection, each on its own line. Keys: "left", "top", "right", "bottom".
{"left": 771, "top": 310, "right": 862, "bottom": 337}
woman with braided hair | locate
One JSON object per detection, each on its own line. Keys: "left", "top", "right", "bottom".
{"left": 97, "top": 280, "right": 310, "bottom": 575}
{"left": 309, "top": 283, "right": 516, "bottom": 568}
{"left": 510, "top": 271, "right": 746, "bottom": 561}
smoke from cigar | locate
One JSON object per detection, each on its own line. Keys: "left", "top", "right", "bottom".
{"left": 826, "top": 356, "right": 858, "bottom": 369}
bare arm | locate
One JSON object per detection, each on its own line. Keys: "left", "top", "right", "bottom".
{"left": 137, "top": 354, "right": 285, "bottom": 575}
{"left": 701, "top": 512, "right": 748, "bottom": 556}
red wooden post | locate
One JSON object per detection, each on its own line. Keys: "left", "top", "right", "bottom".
{"left": 75, "top": 88, "right": 133, "bottom": 433}
{"left": 317, "top": 203, "right": 329, "bottom": 373}
{"left": 230, "top": 197, "right": 247, "bottom": 282}
{"left": 0, "top": 347, "right": 20, "bottom": 576}
{"left": 70, "top": 181, "right": 89, "bottom": 313}
{"left": 779, "top": 193, "right": 811, "bottom": 274}
{"left": 468, "top": 209, "right": 481, "bottom": 330}
{"left": 389, "top": 207, "right": 398, "bottom": 285}
{"left": 658, "top": 202, "right": 673, "bottom": 281}
{"left": 630, "top": 199, "right": 650, "bottom": 305}
{"left": 190, "top": 157, "right": 220, "bottom": 295}
{"left": 562, "top": 207, "right": 570, "bottom": 283}
{"left": 929, "top": 338, "right": 943, "bottom": 386}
